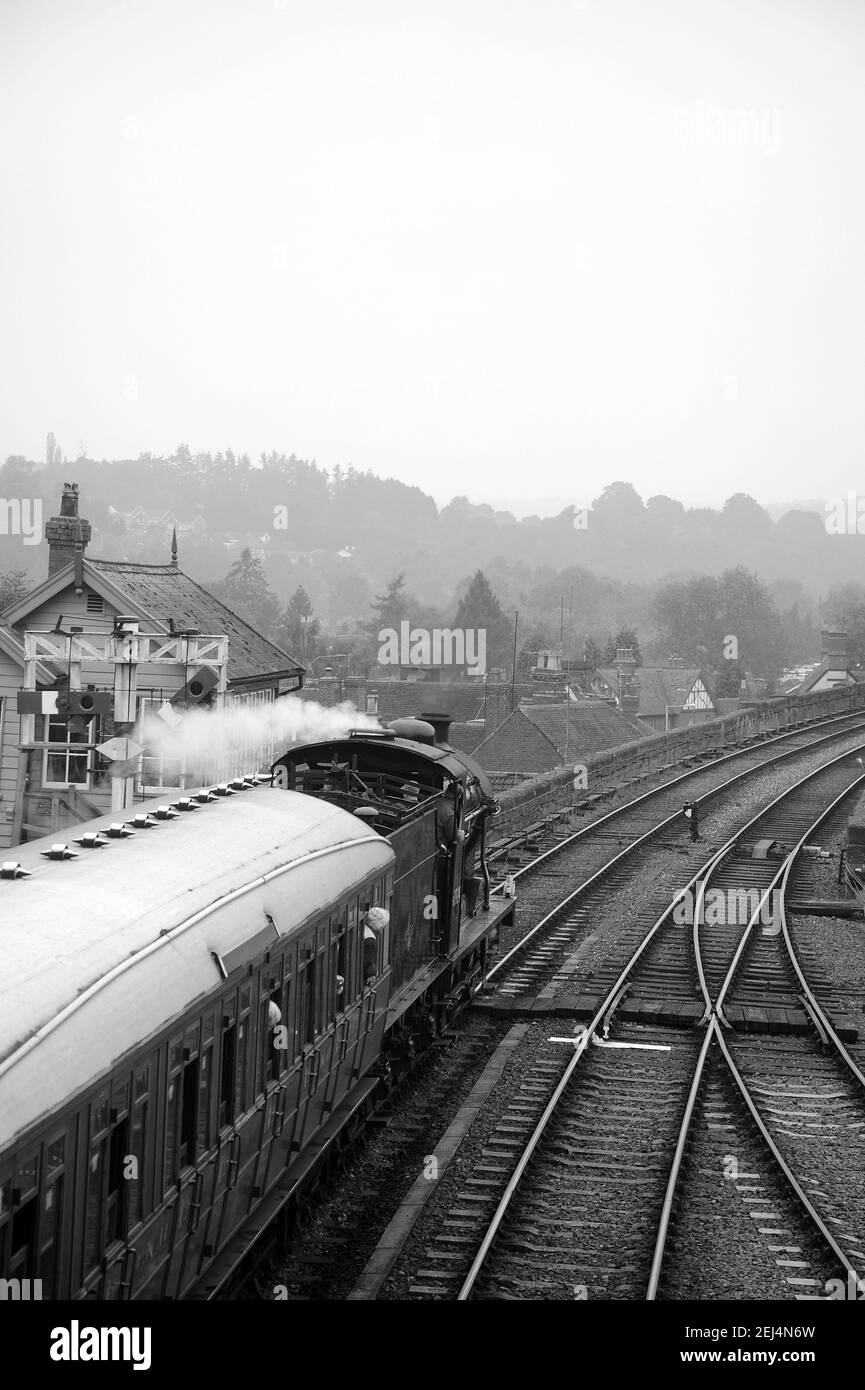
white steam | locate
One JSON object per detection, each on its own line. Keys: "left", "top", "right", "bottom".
{"left": 138, "top": 696, "right": 383, "bottom": 786}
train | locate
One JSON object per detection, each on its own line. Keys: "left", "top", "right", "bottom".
{"left": 0, "top": 715, "right": 512, "bottom": 1300}
{"left": 841, "top": 789, "right": 865, "bottom": 893}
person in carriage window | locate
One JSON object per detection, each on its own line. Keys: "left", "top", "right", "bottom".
{"left": 363, "top": 907, "right": 390, "bottom": 983}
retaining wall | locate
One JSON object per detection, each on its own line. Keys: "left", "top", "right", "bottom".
{"left": 491, "top": 684, "right": 865, "bottom": 843}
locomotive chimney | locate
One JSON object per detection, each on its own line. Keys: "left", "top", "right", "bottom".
{"left": 418, "top": 712, "right": 452, "bottom": 749}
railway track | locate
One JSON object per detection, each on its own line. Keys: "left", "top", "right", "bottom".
{"left": 480, "top": 714, "right": 865, "bottom": 1003}
{"left": 348, "top": 739, "right": 865, "bottom": 1301}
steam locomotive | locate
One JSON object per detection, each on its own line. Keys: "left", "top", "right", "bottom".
{"left": 842, "top": 789, "right": 865, "bottom": 893}
{"left": 0, "top": 715, "right": 511, "bottom": 1300}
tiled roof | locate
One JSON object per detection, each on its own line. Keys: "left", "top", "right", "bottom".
{"left": 521, "top": 700, "right": 653, "bottom": 754}
{"left": 472, "top": 709, "right": 562, "bottom": 775}
{"left": 789, "top": 658, "right": 865, "bottom": 694}
{"left": 597, "top": 665, "right": 715, "bottom": 718}
{"left": 472, "top": 699, "right": 654, "bottom": 775}
{"left": 295, "top": 678, "right": 499, "bottom": 725}
{"left": 89, "top": 560, "right": 303, "bottom": 686}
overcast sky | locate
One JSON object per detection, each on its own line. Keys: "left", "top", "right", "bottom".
{"left": 1, "top": 0, "right": 862, "bottom": 510}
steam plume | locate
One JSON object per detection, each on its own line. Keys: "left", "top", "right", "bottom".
{"left": 138, "top": 696, "right": 382, "bottom": 785}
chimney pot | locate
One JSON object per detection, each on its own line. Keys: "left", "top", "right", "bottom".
{"left": 45, "top": 484, "right": 91, "bottom": 577}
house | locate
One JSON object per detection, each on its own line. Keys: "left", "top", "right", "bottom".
{"left": 121, "top": 506, "right": 207, "bottom": 539}
{"left": 592, "top": 662, "right": 717, "bottom": 732}
{"left": 471, "top": 696, "right": 654, "bottom": 786}
{"left": 0, "top": 484, "right": 304, "bottom": 847}
{"left": 790, "top": 630, "right": 865, "bottom": 694}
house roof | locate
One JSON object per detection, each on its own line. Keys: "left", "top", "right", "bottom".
{"left": 521, "top": 699, "right": 653, "bottom": 752}
{"left": 89, "top": 560, "right": 303, "bottom": 686}
{"left": 596, "top": 665, "right": 716, "bottom": 718}
{"left": 789, "top": 658, "right": 865, "bottom": 695}
{"left": 472, "top": 698, "right": 654, "bottom": 775}
{"left": 2, "top": 559, "right": 303, "bottom": 688}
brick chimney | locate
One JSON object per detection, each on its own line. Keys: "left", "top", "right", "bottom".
{"left": 484, "top": 680, "right": 510, "bottom": 737}
{"left": 45, "top": 483, "right": 91, "bottom": 577}
{"left": 615, "top": 647, "right": 638, "bottom": 712}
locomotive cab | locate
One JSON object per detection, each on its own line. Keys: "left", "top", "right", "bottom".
{"left": 271, "top": 718, "right": 509, "bottom": 1035}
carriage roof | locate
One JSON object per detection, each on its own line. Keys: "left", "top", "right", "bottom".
{"left": 0, "top": 785, "right": 393, "bottom": 1150}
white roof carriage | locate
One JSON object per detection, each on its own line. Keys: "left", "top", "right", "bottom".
{"left": 0, "top": 785, "right": 394, "bottom": 1150}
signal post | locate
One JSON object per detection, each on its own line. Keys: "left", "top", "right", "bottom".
{"left": 13, "top": 625, "right": 228, "bottom": 844}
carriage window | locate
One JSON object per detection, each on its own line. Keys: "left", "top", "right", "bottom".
{"left": 330, "top": 911, "right": 347, "bottom": 1017}
{"left": 280, "top": 971, "right": 293, "bottom": 1068}
{"left": 304, "top": 959, "right": 316, "bottom": 1046}
{"left": 164, "top": 1040, "right": 183, "bottom": 1190}
{"left": 179, "top": 1029, "right": 198, "bottom": 1170}
{"left": 129, "top": 1066, "right": 150, "bottom": 1225}
{"left": 259, "top": 985, "right": 283, "bottom": 1090}
{"left": 1, "top": 1151, "right": 40, "bottom": 1281}
{"left": 106, "top": 1113, "right": 130, "bottom": 1245}
{"left": 85, "top": 1089, "right": 110, "bottom": 1271}
{"left": 84, "top": 1077, "right": 132, "bottom": 1274}
{"left": 198, "top": 1015, "right": 215, "bottom": 1154}
{"left": 347, "top": 903, "right": 359, "bottom": 999}
{"left": 219, "top": 1002, "right": 237, "bottom": 1129}
{"left": 235, "top": 993, "right": 250, "bottom": 1117}
{"left": 39, "top": 1134, "right": 65, "bottom": 1298}
{"left": 296, "top": 939, "right": 316, "bottom": 1050}
{"left": 164, "top": 1024, "right": 204, "bottom": 1179}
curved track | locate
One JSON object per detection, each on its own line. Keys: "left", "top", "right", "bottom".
{"left": 454, "top": 741, "right": 865, "bottom": 1300}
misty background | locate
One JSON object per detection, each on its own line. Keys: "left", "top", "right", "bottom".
{"left": 1, "top": 1, "right": 864, "bottom": 691}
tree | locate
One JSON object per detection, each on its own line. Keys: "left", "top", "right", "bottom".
{"left": 652, "top": 567, "right": 790, "bottom": 680}
{"left": 279, "top": 586, "right": 320, "bottom": 664}
{"left": 0, "top": 566, "right": 30, "bottom": 613}
{"left": 210, "top": 548, "right": 282, "bottom": 639}
{"left": 368, "top": 573, "right": 408, "bottom": 636}
{"left": 590, "top": 481, "right": 645, "bottom": 526}
{"left": 453, "top": 570, "right": 513, "bottom": 672}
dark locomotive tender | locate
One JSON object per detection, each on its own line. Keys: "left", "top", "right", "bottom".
{"left": 0, "top": 716, "right": 512, "bottom": 1300}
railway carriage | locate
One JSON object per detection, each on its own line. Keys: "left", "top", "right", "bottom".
{"left": 0, "top": 715, "right": 512, "bottom": 1301}
{"left": 0, "top": 784, "right": 395, "bottom": 1300}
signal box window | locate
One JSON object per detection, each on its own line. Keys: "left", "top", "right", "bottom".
{"left": 42, "top": 713, "right": 94, "bottom": 789}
